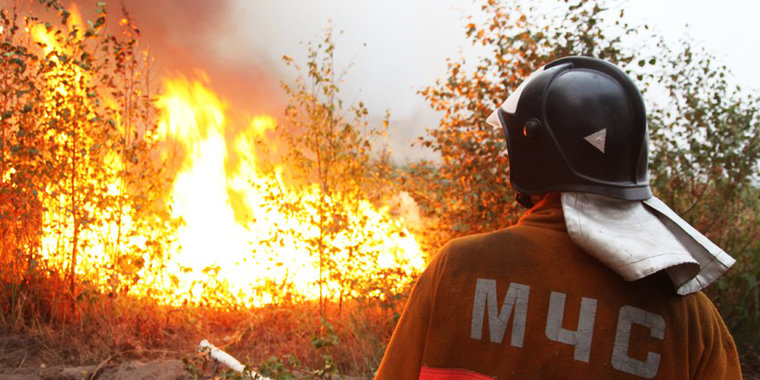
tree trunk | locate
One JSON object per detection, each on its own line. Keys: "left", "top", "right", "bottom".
{"left": 69, "top": 123, "right": 78, "bottom": 318}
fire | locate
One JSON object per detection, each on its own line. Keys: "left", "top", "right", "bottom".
{"left": 152, "top": 76, "right": 424, "bottom": 306}
{"left": 26, "top": 5, "right": 424, "bottom": 308}
{"left": 32, "top": 6, "right": 114, "bottom": 277}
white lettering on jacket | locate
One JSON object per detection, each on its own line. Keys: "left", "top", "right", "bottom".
{"left": 545, "top": 291, "right": 597, "bottom": 362}
{"left": 470, "top": 278, "right": 530, "bottom": 347}
{"left": 611, "top": 305, "right": 666, "bottom": 379}
{"left": 470, "top": 278, "right": 665, "bottom": 378}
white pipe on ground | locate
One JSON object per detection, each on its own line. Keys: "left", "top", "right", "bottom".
{"left": 199, "top": 339, "right": 273, "bottom": 380}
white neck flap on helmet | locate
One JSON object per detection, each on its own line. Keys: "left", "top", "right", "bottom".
{"left": 561, "top": 192, "right": 735, "bottom": 295}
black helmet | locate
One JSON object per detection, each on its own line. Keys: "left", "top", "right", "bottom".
{"left": 487, "top": 56, "right": 651, "bottom": 201}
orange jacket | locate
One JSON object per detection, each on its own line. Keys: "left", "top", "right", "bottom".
{"left": 375, "top": 194, "right": 741, "bottom": 380}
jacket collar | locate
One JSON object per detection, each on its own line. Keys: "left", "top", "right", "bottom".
{"left": 517, "top": 193, "right": 566, "bottom": 232}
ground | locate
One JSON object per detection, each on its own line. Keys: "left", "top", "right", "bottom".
{"left": 0, "top": 333, "right": 757, "bottom": 379}
{"left": 0, "top": 333, "right": 369, "bottom": 380}
{"left": 0, "top": 360, "right": 187, "bottom": 380}
{"left": 0, "top": 334, "right": 187, "bottom": 379}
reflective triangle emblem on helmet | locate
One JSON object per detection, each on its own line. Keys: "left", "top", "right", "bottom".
{"left": 584, "top": 128, "right": 607, "bottom": 154}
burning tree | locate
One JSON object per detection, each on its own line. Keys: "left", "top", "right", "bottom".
{"left": 0, "top": 1, "right": 176, "bottom": 320}
{"left": 262, "top": 26, "right": 423, "bottom": 315}
{"left": 145, "top": 66, "right": 422, "bottom": 309}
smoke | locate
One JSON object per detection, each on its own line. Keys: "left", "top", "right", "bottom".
{"left": 392, "top": 191, "right": 423, "bottom": 232}
{"left": 108, "top": 0, "right": 463, "bottom": 162}
{"left": 48, "top": 0, "right": 467, "bottom": 163}
{"left": 53, "top": 0, "right": 283, "bottom": 118}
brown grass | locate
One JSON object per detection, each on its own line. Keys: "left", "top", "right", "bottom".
{"left": 0, "top": 269, "right": 403, "bottom": 377}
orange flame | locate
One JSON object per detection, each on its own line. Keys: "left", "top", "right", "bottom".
{"left": 152, "top": 75, "right": 424, "bottom": 306}
{"left": 33, "top": 6, "right": 112, "bottom": 274}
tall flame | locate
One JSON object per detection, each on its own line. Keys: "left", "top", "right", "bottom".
{"left": 153, "top": 75, "right": 424, "bottom": 307}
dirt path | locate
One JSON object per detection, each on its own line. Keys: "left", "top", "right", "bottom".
{"left": 0, "top": 360, "right": 188, "bottom": 380}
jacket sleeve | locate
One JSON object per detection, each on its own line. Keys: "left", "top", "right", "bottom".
{"left": 692, "top": 293, "right": 743, "bottom": 380}
{"left": 374, "top": 251, "right": 446, "bottom": 380}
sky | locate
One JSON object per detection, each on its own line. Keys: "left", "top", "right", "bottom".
{"left": 43, "top": 0, "right": 760, "bottom": 162}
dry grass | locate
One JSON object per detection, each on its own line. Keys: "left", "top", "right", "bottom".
{"left": 0, "top": 269, "right": 403, "bottom": 378}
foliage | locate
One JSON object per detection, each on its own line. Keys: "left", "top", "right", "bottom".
{"left": 256, "top": 355, "right": 299, "bottom": 380}
{"left": 647, "top": 40, "right": 760, "bottom": 353}
{"left": 255, "top": 318, "right": 343, "bottom": 379}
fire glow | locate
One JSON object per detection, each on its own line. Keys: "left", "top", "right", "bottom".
{"left": 31, "top": 6, "right": 424, "bottom": 308}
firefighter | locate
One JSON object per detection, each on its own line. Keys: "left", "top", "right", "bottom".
{"left": 375, "top": 56, "right": 741, "bottom": 379}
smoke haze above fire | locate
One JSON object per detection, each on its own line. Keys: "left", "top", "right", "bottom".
{"left": 53, "top": 0, "right": 760, "bottom": 162}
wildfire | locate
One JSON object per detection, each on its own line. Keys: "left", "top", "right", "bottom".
{"left": 28, "top": 5, "right": 424, "bottom": 308}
